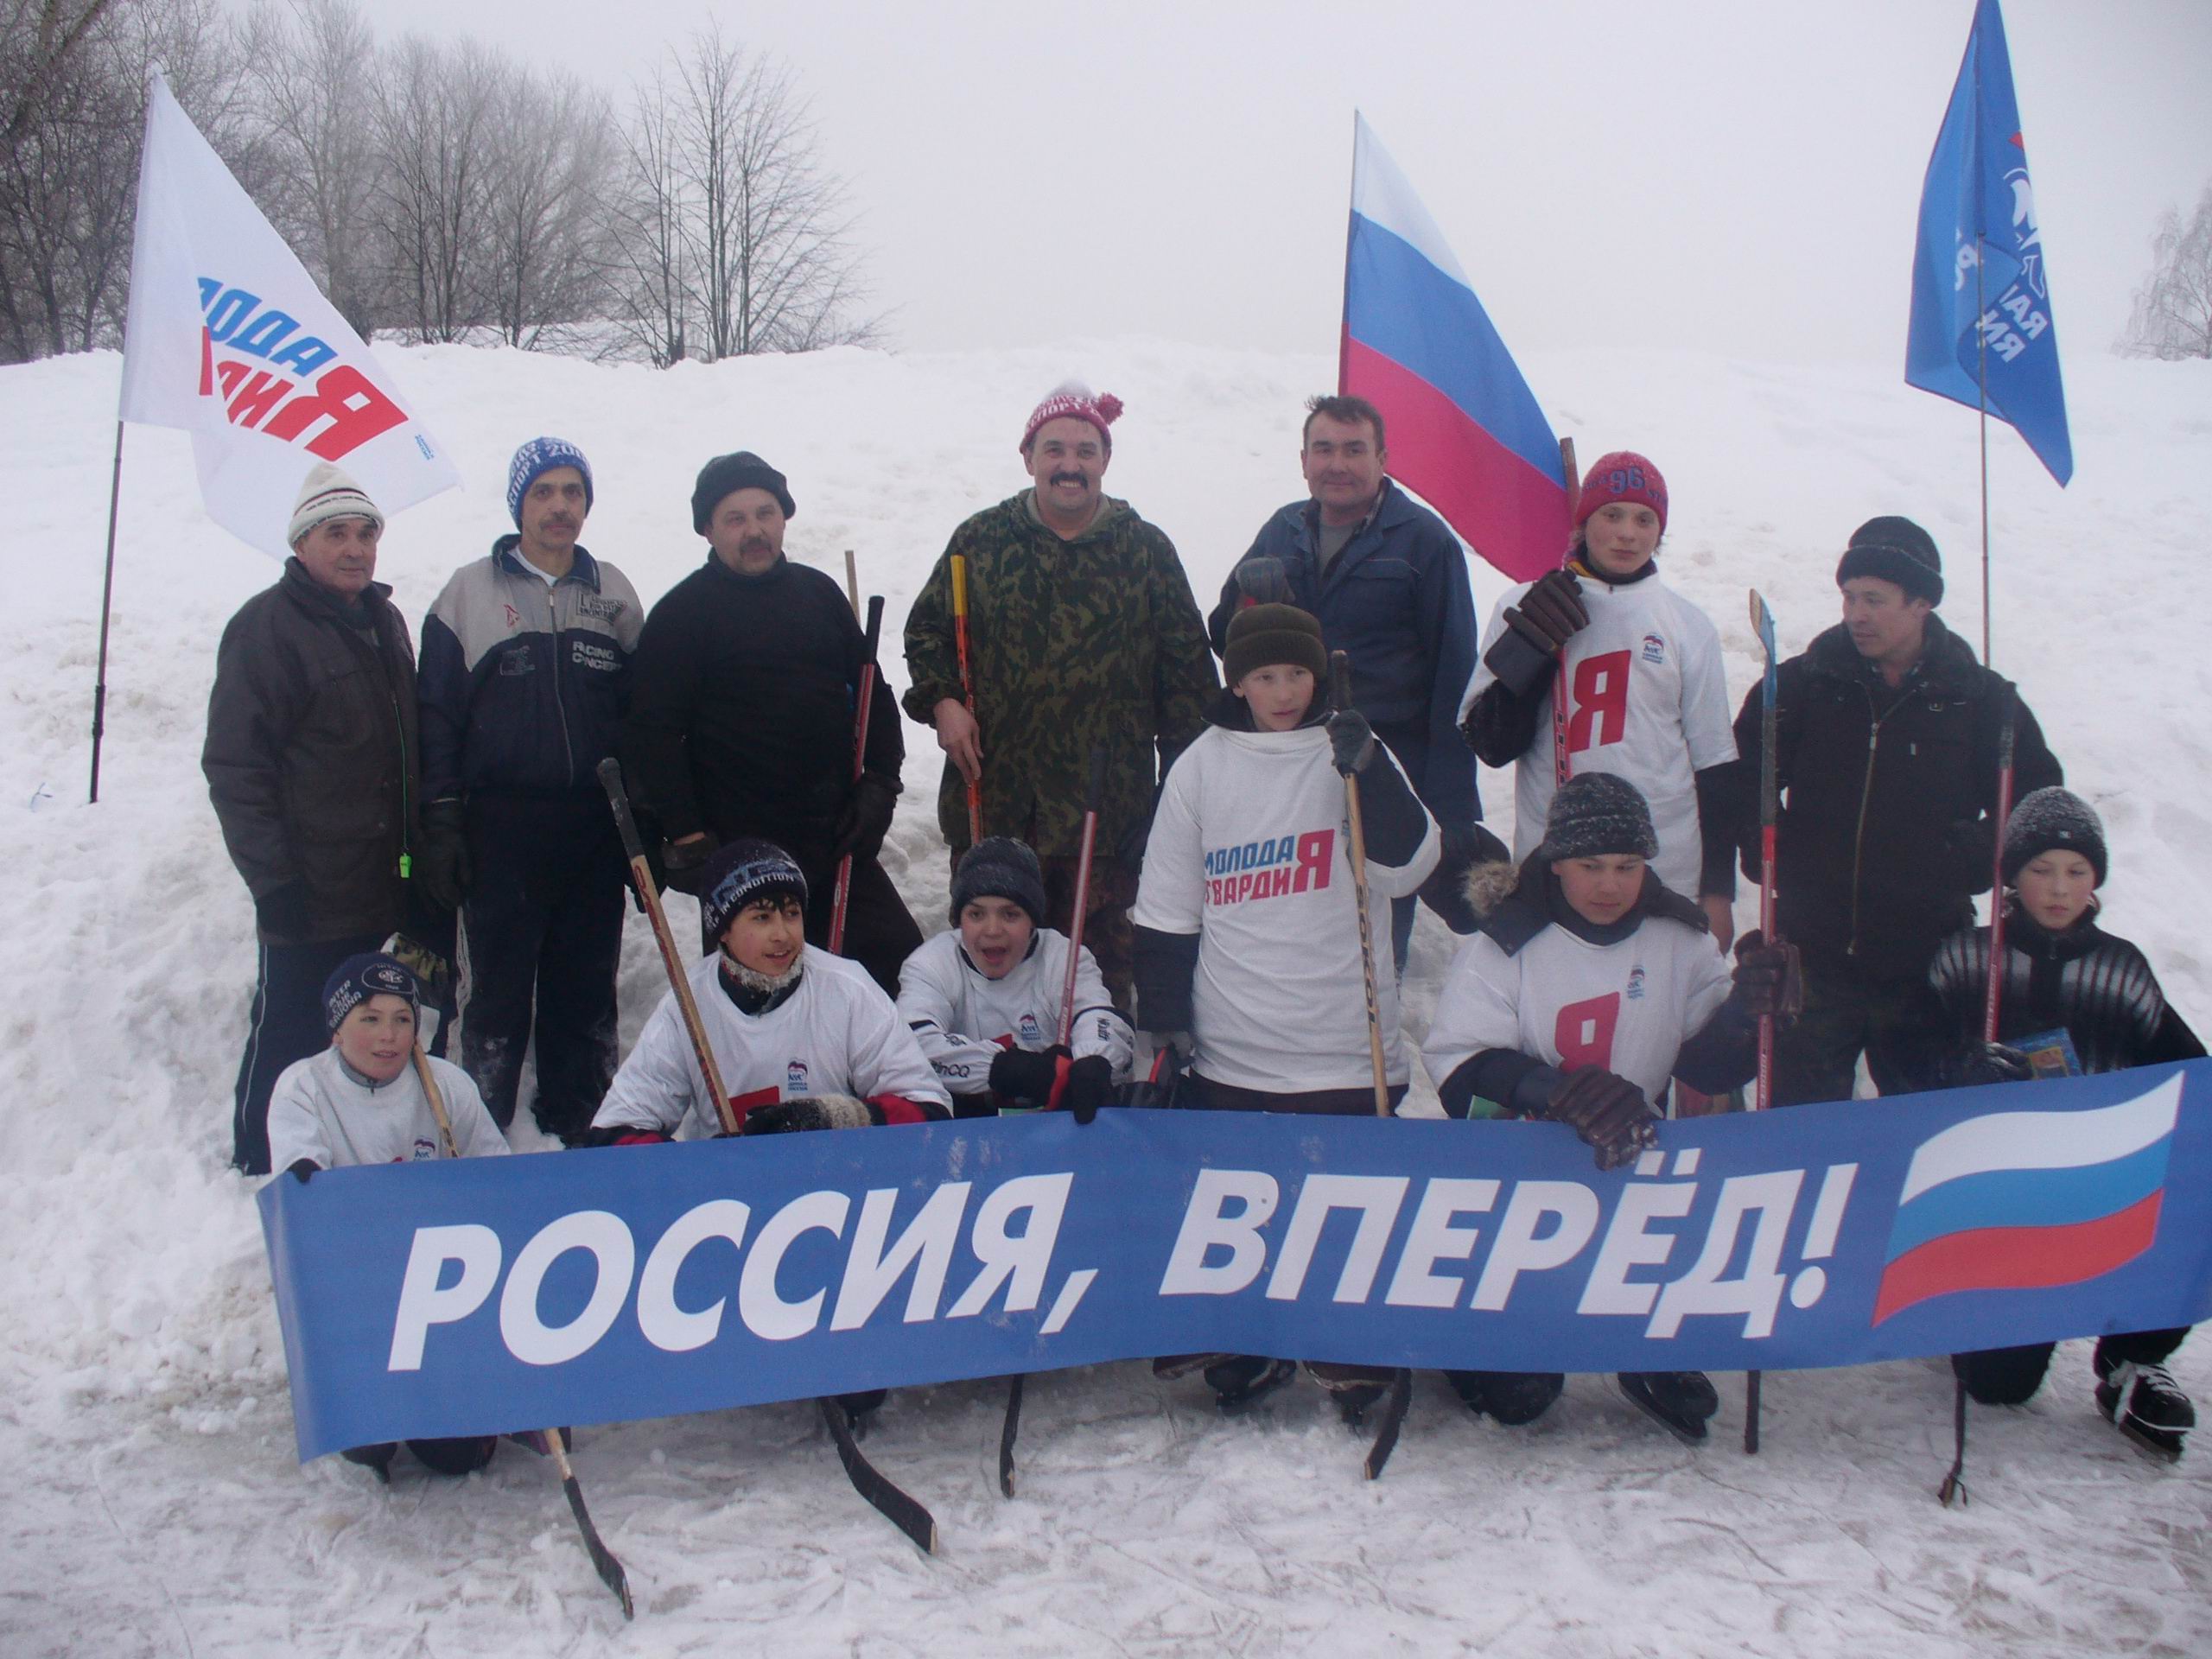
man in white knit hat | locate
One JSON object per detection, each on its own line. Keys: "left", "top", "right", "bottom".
{"left": 204, "top": 461, "right": 427, "bottom": 1174}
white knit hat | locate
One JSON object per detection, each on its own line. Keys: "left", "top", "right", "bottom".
{"left": 287, "top": 461, "right": 385, "bottom": 547}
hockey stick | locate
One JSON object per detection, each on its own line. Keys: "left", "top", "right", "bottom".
{"left": 830, "top": 595, "right": 887, "bottom": 956}
{"left": 1550, "top": 436, "right": 1581, "bottom": 791}
{"left": 412, "top": 1046, "right": 634, "bottom": 1618}
{"left": 598, "top": 759, "right": 938, "bottom": 1554}
{"left": 951, "top": 555, "right": 983, "bottom": 845}
{"left": 1331, "top": 652, "right": 1391, "bottom": 1118}
{"left": 999, "top": 746, "right": 1109, "bottom": 1498}
{"left": 1744, "top": 590, "right": 1783, "bottom": 1456}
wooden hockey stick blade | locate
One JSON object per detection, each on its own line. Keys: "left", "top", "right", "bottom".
{"left": 819, "top": 1397, "right": 938, "bottom": 1554}
{"left": 1363, "top": 1370, "right": 1414, "bottom": 1481}
{"left": 547, "top": 1433, "right": 633, "bottom": 1618}
{"left": 998, "top": 1375, "right": 1025, "bottom": 1498}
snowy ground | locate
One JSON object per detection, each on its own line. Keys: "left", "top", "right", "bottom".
{"left": 4, "top": 339, "right": 2209, "bottom": 1655}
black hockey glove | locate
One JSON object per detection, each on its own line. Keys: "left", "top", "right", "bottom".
{"left": 1512, "top": 569, "right": 1590, "bottom": 651}
{"left": 1062, "top": 1054, "right": 1116, "bottom": 1125}
{"left": 832, "top": 772, "right": 899, "bottom": 862}
{"left": 1325, "top": 706, "right": 1376, "bottom": 775}
{"left": 1961, "top": 1042, "right": 2034, "bottom": 1085}
{"left": 743, "top": 1095, "right": 880, "bottom": 1135}
{"left": 255, "top": 880, "right": 309, "bottom": 940}
{"left": 1545, "top": 1067, "right": 1660, "bottom": 1171}
{"left": 570, "top": 1124, "right": 674, "bottom": 1147}
{"left": 661, "top": 834, "right": 719, "bottom": 897}
{"left": 286, "top": 1158, "right": 321, "bottom": 1185}
{"left": 1234, "top": 556, "right": 1294, "bottom": 606}
{"left": 417, "top": 798, "right": 471, "bottom": 912}
{"left": 1730, "top": 931, "right": 1804, "bottom": 1025}
{"left": 989, "top": 1046, "right": 1067, "bottom": 1107}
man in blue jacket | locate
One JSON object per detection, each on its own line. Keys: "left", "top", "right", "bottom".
{"left": 416, "top": 438, "right": 644, "bottom": 1141}
{"left": 1207, "top": 394, "right": 1483, "bottom": 969}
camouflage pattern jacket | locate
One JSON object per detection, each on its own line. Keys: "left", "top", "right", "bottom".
{"left": 902, "top": 493, "right": 1217, "bottom": 859}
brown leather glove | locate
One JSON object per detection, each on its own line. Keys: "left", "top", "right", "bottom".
{"left": 1731, "top": 931, "right": 1805, "bottom": 1025}
{"left": 1504, "top": 569, "right": 1590, "bottom": 654}
{"left": 1545, "top": 1067, "right": 1659, "bottom": 1171}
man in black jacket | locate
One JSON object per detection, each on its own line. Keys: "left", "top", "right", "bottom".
{"left": 204, "top": 463, "right": 423, "bottom": 1173}
{"left": 625, "top": 452, "right": 919, "bottom": 994}
{"left": 1728, "top": 516, "right": 2061, "bottom": 1105}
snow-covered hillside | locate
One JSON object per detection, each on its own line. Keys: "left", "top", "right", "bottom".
{"left": 5, "top": 340, "right": 2209, "bottom": 1656}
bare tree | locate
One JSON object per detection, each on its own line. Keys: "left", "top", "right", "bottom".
{"left": 373, "top": 33, "right": 498, "bottom": 344}
{"left": 243, "top": 0, "right": 387, "bottom": 338}
{"left": 606, "top": 22, "right": 877, "bottom": 365}
{"left": 2120, "top": 184, "right": 2212, "bottom": 361}
{"left": 480, "top": 65, "right": 616, "bottom": 351}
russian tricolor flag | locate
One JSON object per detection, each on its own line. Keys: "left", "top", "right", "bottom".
{"left": 1873, "top": 1075, "right": 2181, "bottom": 1325}
{"left": 1341, "top": 115, "right": 1570, "bottom": 582}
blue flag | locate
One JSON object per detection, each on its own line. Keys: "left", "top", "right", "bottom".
{"left": 1905, "top": 0, "right": 2072, "bottom": 486}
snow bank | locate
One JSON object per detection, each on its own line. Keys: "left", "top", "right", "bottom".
{"left": 5, "top": 340, "right": 2208, "bottom": 1655}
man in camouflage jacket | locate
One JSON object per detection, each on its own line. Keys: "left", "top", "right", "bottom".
{"left": 903, "top": 385, "right": 1217, "bottom": 1007}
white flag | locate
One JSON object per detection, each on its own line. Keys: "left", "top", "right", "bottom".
{"left": 119, "top": 73, "right": 460, "bottom": 559}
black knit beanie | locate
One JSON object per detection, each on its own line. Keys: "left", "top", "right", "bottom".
{"left": 950, "top": 836, "right": 1048, "bottom": 926}
{"left": 1224, "top": 602, "right": 1327, "bottom": 687}
{"left": 1541, "top": 772, "right": 1659, "bottom": 862}
{"left": 2002, "top": 787, "right": 2107, "bottom": 887}
{"left": 692, "top": 451, "right": 796, "bottom": 534}
{"left": 1836, "top": 515, "right": 1943, "bottom": 606}
{"left": 702, "top": 839, "right": 809, "bottom": 938}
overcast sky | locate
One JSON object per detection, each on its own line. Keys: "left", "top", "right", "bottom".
{"left": 355, "top": 0, "right": 2210, "bottom": 371}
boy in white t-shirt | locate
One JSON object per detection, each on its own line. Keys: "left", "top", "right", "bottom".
{"left": 1460, "top": 452, "right": 1739, "bottom": 943}
{"left": 897, "top": 836, "right": 1133, "bottom": 1119}
{"left": 267, "top": 951, "right": 510, "bottom": 1479}
{"left": 1422, "top": 772, "right": 1798, "bottom": 1443}
{"left": 1134, "top": 602, "right": 1452, "bottom": 1418}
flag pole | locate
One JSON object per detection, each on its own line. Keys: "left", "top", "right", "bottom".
{"left": 88, "top": 418, "right": 126, "bottom": 804}
{"left": 1977, "top": 234, "right": 1991, "bottom": 670}
{"left": 1338, "top": 111, "right": 1357, "bottom": 394}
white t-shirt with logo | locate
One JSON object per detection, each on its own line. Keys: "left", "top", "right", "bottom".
{"left": 1465, "top": 570, "right": 1736, "bottom": 894}
{"left": 896, "top": 927, "right": 1135, "bottom": 1091}
{"left": 1422, "top": 910, "right": 1733, "bottom": 1109}
{"left": 594, "top": 946, "right": 951, "bottom": 1139}
{"left": 1134, "top": 722, "right": 1438, "bottom": 1093}
{"left": 267, "top": 1047, "right": 510, "bottom": 1169}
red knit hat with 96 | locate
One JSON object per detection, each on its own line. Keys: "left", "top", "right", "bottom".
{"left": 1020, "top": 382, "right": 1123, "bottom": 454}
{"left": 1574, "top": 450, "right": 1668, "bottom": 535}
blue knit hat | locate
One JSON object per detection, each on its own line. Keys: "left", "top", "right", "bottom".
{"left": 702, "top": 839, "right": 809, "bottom": 939}
{"left": 506, "top": 436, "right": 594, "bottom": 527}
{"left": 321, "top": 952, "right": 421, "bottom": 1033}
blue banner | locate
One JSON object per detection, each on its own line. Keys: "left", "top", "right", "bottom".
{"left": 1904, "top": 0, "right": 2072, "bottom": 484}
{"left": 260, "top": 1065, "right": 2212, "bottom": 1460}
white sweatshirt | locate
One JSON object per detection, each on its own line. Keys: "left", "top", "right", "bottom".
{"left": 1422, "top": 908, "right": 1733, "bottom": 1109}
{"left": 896, "top": 927, "right": 1135, "bottom": 1092}
{"left": 593, "top": 946, "right": 951, "bottom": 1140}
{"left": 1466, "top": 569, "right": 1736, "bottom": 895}
{"left": 266, "top": 1047, "right": 509, "bottom": 1169}
{"left": 1134, "top": 721, "right": 1439, "bottom": 1093}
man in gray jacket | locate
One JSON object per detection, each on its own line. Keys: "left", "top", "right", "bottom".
{"left": 204, "top": 462, "right": 422, "bottom": 1174}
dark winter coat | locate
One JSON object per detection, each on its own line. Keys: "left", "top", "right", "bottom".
{"left": 623, "top": 552, "right": 901, "bottom": 861}
{"left": 903, "top": 493, "right": 1217, "bottom": 859}
{"left": 1923, "top": 911, "right": 2203, "bottom": 1080}
{"left": 1205, "top": 480, "right": 1480, "bottom": 831}
{"left": 1729, "top": 614, "right": 2061, "bottom": 981}
{"left": 416, "top": 539, "right": 643, "bottom": 803}
{"left": 202, "top": 559, "right": 423, "bottom": 945}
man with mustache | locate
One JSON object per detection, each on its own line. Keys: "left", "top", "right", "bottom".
{"left": 1205, "top": 395, "right": 1482, "bottom": 975}
{"left": 205, "top": 462, "right": 424, "bottom": 1173}
{"left": 626, "top": 452, "right": 920, "bottom": 995}
{"left": 903, "top": 385, "right": 1217, "bottom": 1007}
{"left": 416, "top": 437, "right": 644, "bottom": 1143}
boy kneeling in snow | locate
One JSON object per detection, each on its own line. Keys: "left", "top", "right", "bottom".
{"left": 1133, "top": 603, "right": 1451, "bottom": 1419}
{"left": 1421, "top": 772, "right": 1799, "bottom": 1444}
{"left": 896, "top": 836, "right": 1133, "bottom": 1120}
{"left": 1925, "top": 787, "right": 2202, "bottom": 1460}
{"left": 269, "top": 952, "right": 509, "bottom": 1478}
{"left": 586, "top": 839, "right": 950, "bottom": 1143}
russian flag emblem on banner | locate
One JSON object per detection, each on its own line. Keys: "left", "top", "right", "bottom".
{"left": 1873, "top": 1074, "right": 2180, "bottom": 1324}
{"left": 1341, "top": 114, "right": 1569, "bottom": 582}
